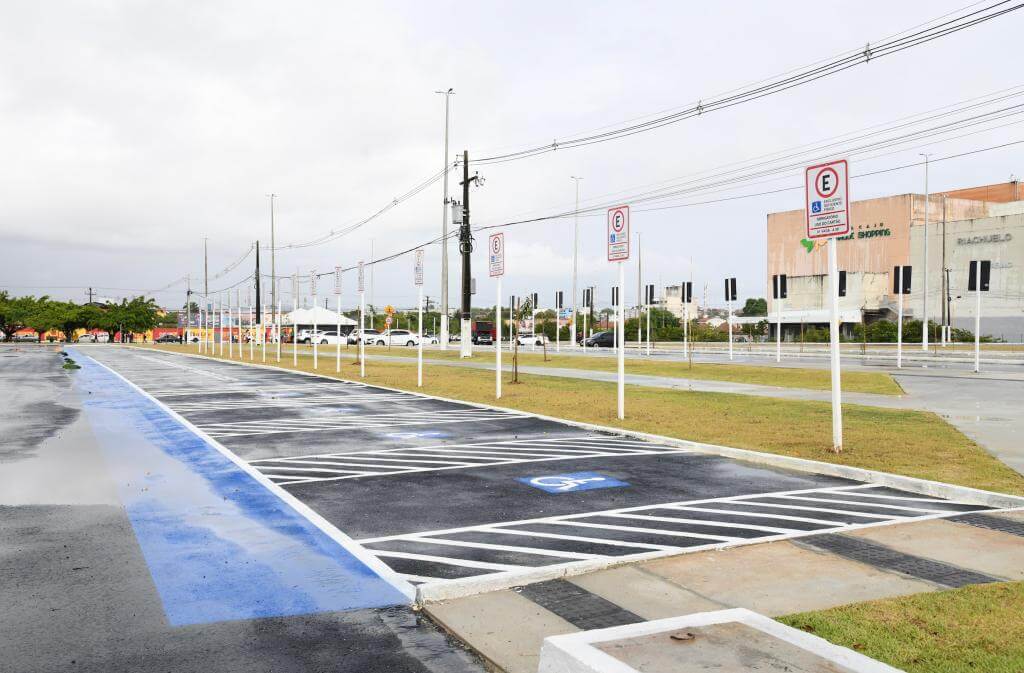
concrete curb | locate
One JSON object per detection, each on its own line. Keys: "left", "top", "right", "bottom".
{"left": 124, "top": 346, "right": 1024, "bottom": 602}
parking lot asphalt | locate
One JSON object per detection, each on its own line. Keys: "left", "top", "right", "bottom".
{"left": 77, "top": 346, "right": 995, "bottom": 588}
{"left": 0, "top": 346, "right": 485, "bottom": 673}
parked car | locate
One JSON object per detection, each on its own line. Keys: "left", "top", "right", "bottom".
{"left": 516, "top": 332, "right": 549, "bottom": 347}
{"left": 13, "top": 333, "right": 38, "bottom": 343}
{"left": 580, "top": 330, "right": 615, "bottom": 348}
{"left": 77, "top": 333, "right": 97, "bottom": 343}
{"left": 372, "top": 329, "right": 421, "bottom": 347}
{"left": 347, "top": 328, "right": 380, "bottom": 345}
{"left": 303, "top": 330, "right": 345, "bottom": 345}
{"left": 95, "top": 332, "right": 111, "bottom": 343}
{"left": 155, "top": 333, "right": 182, "bottom": 344}
{"left": 423, "top": 332, "right": 440, "bottom": 345}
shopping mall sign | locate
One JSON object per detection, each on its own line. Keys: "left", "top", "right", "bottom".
{"left": 805, "top": 159, "right": 850, "bottom": 240}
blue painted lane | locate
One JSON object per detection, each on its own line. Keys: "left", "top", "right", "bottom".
{"left": 67, "top": 348, "right": 410, "bottom": 626}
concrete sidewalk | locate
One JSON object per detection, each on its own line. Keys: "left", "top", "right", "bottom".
{"left": 424, "top": 511, "right": 1024, "bottom": 673}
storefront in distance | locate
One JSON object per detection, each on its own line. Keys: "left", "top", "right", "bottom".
{"left": 765, "top": 180, "right": 1024, "bottom": 340}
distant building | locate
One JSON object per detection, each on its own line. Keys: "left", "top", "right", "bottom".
{"left": 658, "top": 284, "right": 700, "bottom": 321}
{"left": 766, "top": 180, "right": 1024, "bottom": 339}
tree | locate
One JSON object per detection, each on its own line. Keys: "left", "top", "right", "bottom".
{"left": 25, "top": 299, "right": 62, "bottom": 342}
{"left": 740, "top": 298, "right": 767, "bottom": 316}
{"left": 0, "top": 292, "right": 45, "bottom": 341}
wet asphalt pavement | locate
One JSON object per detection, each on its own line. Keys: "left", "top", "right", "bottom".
{"left": 0, "top": 345, "right": 484, "bottom": 673}
{"left": 0, "top": 344, "right": 998, "bottom": 672}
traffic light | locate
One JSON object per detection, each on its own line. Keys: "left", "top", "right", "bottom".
{"left": 612, "top": 286, "right": 619, "bottom": 307}
{"left": 838, "top": 270, "right": 847, "bottom": 298}
{"left": 724, "top": 278, "right": 737, "bottom": 302}
{"left": 556, "top": 291, "right": 563, "bottom": 309}
{"left": 645, "top": 284, "right": 655, "bottom": 305}
{"left": 530, "top": 292, "right": 539, "bottom": 308}
{"left": 682, "top": 281, "right": 692, "bottom": 303}
{"left": 583, "top": 288, "right": 592, "bottom": 308}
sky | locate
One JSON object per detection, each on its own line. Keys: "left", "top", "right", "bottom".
{"left": 2, "top": 0, "right": 1022, "bottom": 312}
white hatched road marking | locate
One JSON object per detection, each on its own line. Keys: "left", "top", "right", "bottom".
{"left": 355, "top": 484, "right": 993, "bottom": 582}
{"left": 202, "top": 408, "right": 524, "bottom": 438}
{"left": 249, "top": 435, "right": 689, "bottom": 485}
{"left": 166, "top": 392, "right": 420, "bottom": 412}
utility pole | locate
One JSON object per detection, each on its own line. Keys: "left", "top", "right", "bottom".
{"left": 921, "top": 153, "right": 931, "bottom": 350}
{"left": 436, "top": 88, "right": 454, "bottom": 350}
{"left": 267, "top": 193, "right": 277, "bottom": 343}
{"left": 571, "top": 176, "right": 583, "bottom": 347}
{"left": 458, "top": 150, "right": 483, "bottom": 357}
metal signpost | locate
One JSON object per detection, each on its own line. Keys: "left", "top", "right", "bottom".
{"left": 725, "top": 278, "right": 737, "bottom": 360}
{"left": 555, "top": 291, "right": 563, "bottom": 353}
{"left": 358, "top": 261, "right": 366, "bottom": 378}
{"left": 310, "top": 270, "right": 318, "bottom": 370}
{"left": 894, "top": 266, "right": 911, "bottom": 369}
{"left": 644, "top": 284, "right": 654, "bottom": 356}
{"left": 805, "top": 159, "right": 850, "bottom": 452}
{"left": 334, "top": 266, "right": 343, "bottom": 373}
{"left": 773, "top": 274, "right": 787, "bottom": 363}
{"left": 276, "top": 277, "right": 282, "bottom": 363}
{"left": 291, "top": 274, "right": 298, "bottom": 367}
{"left": 608, "top": 205, "right": 630, "bottom": 420}
{"left": 489, "top": 233, "right": 505, "bottom": 399}
{"left": 415, "top": 249, "right": 425, "bottom": 387}
{"left": 969, "top": 260, "right": 991, "bottom": 373}
{"left": 247, "top": 287, "right": 254, "bottom": 361}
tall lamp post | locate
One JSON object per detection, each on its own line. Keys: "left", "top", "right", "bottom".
{"left": 571, "top": 176, "right": 583, "bottom": 347}
{"left": 436, "top": 88, "right": 454, "bottom": 350}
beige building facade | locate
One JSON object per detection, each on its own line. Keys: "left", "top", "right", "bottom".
{"left": 765, "top": 181, "right": 1024, "bottom": 339}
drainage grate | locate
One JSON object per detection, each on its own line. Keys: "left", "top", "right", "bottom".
{"left": 799, "top": 534, "right": 1001, "bottom": 588}
{"left": 518, "top": 579, "right": 644, "bottom": 630}
{"left": 949, "top": 512, "right": 1024, "bottom": 538}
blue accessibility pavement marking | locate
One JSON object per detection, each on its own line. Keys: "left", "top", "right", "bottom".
{"left": 518, "top": 471, "right": 630, "bottom": 494}
{"left": 67, "top": 348, "right": 409, "bottom": 626}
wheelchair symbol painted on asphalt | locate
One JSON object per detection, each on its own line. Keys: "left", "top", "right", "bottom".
{"left": 518, "top": 471, "right": 629, "bottom": 494}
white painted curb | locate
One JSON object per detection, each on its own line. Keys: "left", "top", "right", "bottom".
{"left": 537, "top": 608, "right": 903, "bottom": 673}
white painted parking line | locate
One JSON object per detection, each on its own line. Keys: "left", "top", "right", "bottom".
{"left": 203, "top": 408, "right": 523, "bottom": 438}
{"left": 370, "top": 551, "right": 520, "bottom": 572}
{"left": 354, "top": 484, "right": 992, "bottom": 583}
{"left": 249, "top": 435, "right": 689, "bottom": 485}
{"left": 772, "top": 494, "right": 953, "bottom": 514}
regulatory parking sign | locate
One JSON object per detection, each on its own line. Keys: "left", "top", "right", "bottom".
{"left": 607, "top": 205, "right": 630, "bottom": 261}
{"left": 489, "top": 233, "right": 505, "bottom": 277}
{"left": 805, "top": 159, "right": 850, "bottom": 239}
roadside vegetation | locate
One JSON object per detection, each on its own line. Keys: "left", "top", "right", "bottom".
{"left": 0, "top": 291, "right": 161, "bottom": 342}
{"left": 143, "top": 344, "right": 1024, "bottom": 495}
{"left": 375, "top": 346, "right": 904, "bottom": 395}
{"left": 779, "top": 581, "right": 1024, "bottom": 673}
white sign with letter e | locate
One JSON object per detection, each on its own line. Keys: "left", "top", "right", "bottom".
{"left": 489, "top": 233, "right": 505, "bottom": 277}
{"left": 805, "top": 159, "right": 850, "bottom": 239}
{"left": 607, "top": 205, "right": 630, "bottom": 261}
{"left": 414, "top": 249, "right": 424, "bottom": 286}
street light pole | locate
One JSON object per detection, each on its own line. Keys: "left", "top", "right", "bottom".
{"left": 436, "top": 88, "right": 454, "bottom": 350}
{"left": 458, "top": 150, "right": 483, "bottom": 358}
{"left": 921, "top": 153, "right": 931, "bottom": 351}
{"left": 267, "top": 193, "right": 277, "bottom": 344}
{"left": 571, "top": 176, "right": 582, "bottom": 347}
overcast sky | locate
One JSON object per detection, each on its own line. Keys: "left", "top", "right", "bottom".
{"left": 2, "top": 1, "right": 1022, "bottom": 311}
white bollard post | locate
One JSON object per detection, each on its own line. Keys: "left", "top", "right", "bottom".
{"left": 975, "top": 279, "right": 982, "bottom": 374}
{"left": 617, "top": 262, "right": 625, "bottom": 420}
{"left": 897, "top": 266, "right": 904, "bottom": 369}
{"left": 828, "top": 238, "right": 844, "bottom": 452}
{"left": 496, "top": 279, "right": 502, "bottom": 399}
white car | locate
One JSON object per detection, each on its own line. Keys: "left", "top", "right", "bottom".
{"left": 347, "top": 328, "right": 380, "bottom": 345}
{"left": 371, "top": 329, "right": 421, "bottom": 347}
{"left": 299, "top": 330, "right": 345, "bottom": 345}
{"left": 516, "top": 332, "right": 549, "bottom": 346}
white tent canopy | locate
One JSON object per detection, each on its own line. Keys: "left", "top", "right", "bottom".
{"left": 282, "top": 306, "right": 357, "bottom": 327}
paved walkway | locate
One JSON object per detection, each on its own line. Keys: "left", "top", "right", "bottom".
{"left": 425, "top": 511, "right": 1024, "bottom": 673}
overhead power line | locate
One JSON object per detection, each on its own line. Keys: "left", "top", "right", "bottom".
{"left": 471, "top": 1, "right": 1024, "bottom": 165}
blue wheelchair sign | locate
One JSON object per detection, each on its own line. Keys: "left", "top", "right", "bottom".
{"left": 518, "top": 471, "right": 629, "bottom": 494}
{"left": 811, "top": 200, "right": 822, "bottom": 214}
